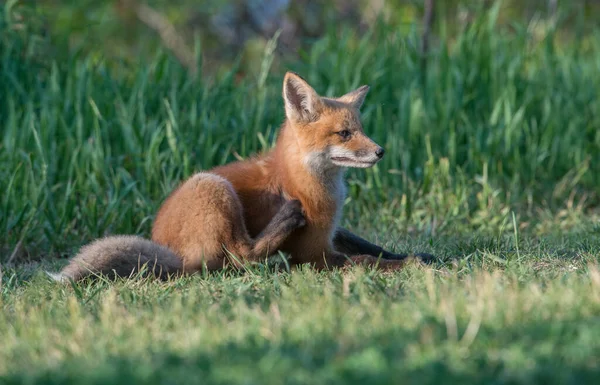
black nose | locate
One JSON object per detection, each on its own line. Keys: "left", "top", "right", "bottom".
{"left": 375, "top": 147, "right": 385, "bottom": 159}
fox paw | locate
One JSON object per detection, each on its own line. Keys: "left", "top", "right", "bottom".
{"left": 279, "top": 199, "right": 307, "bottom": 230}
{"left": 414, "top": 252, "right": 437, "bottom": 264}
{"left": 389, "top": 252, "right": 437, "bottom": 264}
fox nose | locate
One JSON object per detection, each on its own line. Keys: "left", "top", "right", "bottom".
{"left": 375, "top": 147, "right": 385, "bottom": 159}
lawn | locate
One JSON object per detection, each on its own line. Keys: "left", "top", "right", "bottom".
{"left": 2, "top": 234, "right": 600, "bottom": 384}
{"left": 1, "top": 3, "right": 600, "bottom": 384}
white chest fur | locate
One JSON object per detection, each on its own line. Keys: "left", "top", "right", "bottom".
{"left": 303, "top": 150, "right": 347, "bottom": 229}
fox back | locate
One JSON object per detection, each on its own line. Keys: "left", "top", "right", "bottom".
{"left": 51, "top": 72, "right": 392, "bottom": 281}
{"left": 208, "top": 72, "right": 386, "bottom": 266}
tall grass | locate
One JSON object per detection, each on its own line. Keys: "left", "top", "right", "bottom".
{"left": 1, "top": 4, "right": 599, "bottom": 258}
{"left": 1, "top": 4, "right": 600, "bottom": 383}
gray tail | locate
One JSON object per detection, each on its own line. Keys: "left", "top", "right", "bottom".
{"left": 45, "top": 271, "right": 71, "bottom": 283}
{"left": 46, "top": 235, "right": 184, "bottom": 282}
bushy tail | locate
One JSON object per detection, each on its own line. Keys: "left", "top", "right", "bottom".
{"left": 47, "top": 235, "right": 184, "bottom": 282}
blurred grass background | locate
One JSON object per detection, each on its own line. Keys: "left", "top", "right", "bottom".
{"left": 2, "top": 2, "right": 600, "bottom": 384}
{"left": 1, "top": 0, "right": 599, "bottom": 259}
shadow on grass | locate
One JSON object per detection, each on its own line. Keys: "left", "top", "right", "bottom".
{"left": 2, "top": 318, "right": 599, "bottom": 385}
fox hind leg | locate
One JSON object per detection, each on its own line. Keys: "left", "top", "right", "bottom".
{"left": 152, "top": 173, "right": 305, "bottom": 272}
{"left": 223, "top": 198, "right": 306, "bottom": 267}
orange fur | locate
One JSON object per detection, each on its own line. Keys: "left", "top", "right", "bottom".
{"left": 49, "top": 72, "right": 426, "bottom": 282}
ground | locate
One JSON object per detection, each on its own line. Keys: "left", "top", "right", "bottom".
{"left": 2, "top": 224, "right": 600, "bottom": 384}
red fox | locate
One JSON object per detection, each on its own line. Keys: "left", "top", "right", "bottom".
{"left": 49, "top": 72, "right": 432, "bottom": 282}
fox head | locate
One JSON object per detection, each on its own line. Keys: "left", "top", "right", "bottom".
{"left": 282, "top": 72, "right": 384, "bottom": 174}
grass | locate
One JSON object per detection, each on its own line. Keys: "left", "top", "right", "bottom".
{"left": 2, "top": 4, "right": 599, "bottom": 255}
{"left": 1, "top": 3, "right": 600, "bottom": 384}
{"left": 2, "top": 237, "right": 600, "bottom": 384}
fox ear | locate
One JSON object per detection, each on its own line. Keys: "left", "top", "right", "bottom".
{"left": 283, "top": 72, "right": 322, "bottom": 123}
{"left": 337, "top": 85, "right": 370, "bottom": 109}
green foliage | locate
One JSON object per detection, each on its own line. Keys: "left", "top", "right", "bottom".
{"left": 1, "top": 243, "right": 600, "bottom": 384}
{"left": 1, "top": 4, "right": 598, "bottom": 255}
{"left": 1, "top": 3, "right": 600, "bottom": 383}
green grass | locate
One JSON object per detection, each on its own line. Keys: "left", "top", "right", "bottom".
{"left": 2, "top": 237, "right": 600, "bottom": 384}
{"left": 1, "top": 3, "right": 600, "bottom": 384}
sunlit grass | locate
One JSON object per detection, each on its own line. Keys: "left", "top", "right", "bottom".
{"left": 1, "top": 243, "right": 600, "bottom": 383}
{"left": 1, "top": 4, "right": 600, "bottom": 384}
{"left": 1, "top": 7, "right": 599, "bottom": 255}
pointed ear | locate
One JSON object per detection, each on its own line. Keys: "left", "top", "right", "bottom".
{"left": 337, "top": 85, "right": 370, "bottom": 109}
{"left": 283, "top": 72, "right": 322, "bottom": 123}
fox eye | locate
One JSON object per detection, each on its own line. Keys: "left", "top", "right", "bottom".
{"left": 337, "top": 130, "right": 351, "bottom": 139}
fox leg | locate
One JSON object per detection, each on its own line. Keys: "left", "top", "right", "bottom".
{"left": 214, "top": 198, "right": 306, "bottom": 269}
{"left": 239, "top": 199, "right": 306, "bottom": 261}
{"left": 333, "top": 227, "right": 436, "bottom": 263}
{"left": 333, "top": 227, "right": 398, "bottom": 258}
{"left": 152, "top": 173, "right": 305, "bottom": 272}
